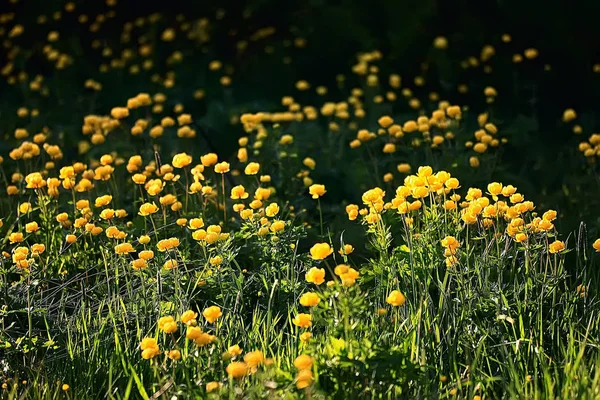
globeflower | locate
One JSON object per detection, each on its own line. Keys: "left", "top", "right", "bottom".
{"left": 310, "top": 242, "right": 333, "bottom": 260}
{"left": 140, "top": 337, "right": 160, "bottom": 360}
{"left": 115, "top": 243, "right": 135, "bottom": 254}
{"left": 299, "top": 292, "right": 320, "bottom": 307}
{"left": 158, "top": 316, "right": 177, "bottom": 333}
{"left": 214, "top": 162, "right": 230, "bottom": 174}
{"left": 244, "top": 350, "right": 264, "bottom": 368}
{"left": 230, "top": 185, "right": 249, "bottom": 199}
{"left": 181, "top": 310, "right": 198, "bottom": 325}
{"left": 305, "top": 267, "right": 325, "bottom": 285}
{"left": 386, "top": 290, "right": 406, "bottom": 306}
{"left": 244, "top": 162, "right": 260, "bottom": 175}
{"left": 294, "top": 355, "right": 313, "bottom": 370}
{"left": 200, "top": 153, "right": 218, "bottom": 167}
{"left": 203, "top": 306, "right": 222, "bottom": 323}
{"left": 172, "top": 152, "right": 192, "bottom": 168}
{"left": 292, "top": 313, "right": 312, "bottom": 328}
{"left": 549, "top": 240, "right": 566, "bottom": 254}
{"left": 308, "top": 184, "right": 326, "bottom": 199}
{"left": 226, "top": 362, "right": 248, "bottom": 378}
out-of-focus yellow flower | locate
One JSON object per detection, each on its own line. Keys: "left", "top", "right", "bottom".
{"left": 294, "top": 354, "right": 313, "bottom": 371}
{"left": 226, "top": 362, "right": 247, "bottom": 378}
{"left": 244, "top": 350, "right": 264, "bottom": 368}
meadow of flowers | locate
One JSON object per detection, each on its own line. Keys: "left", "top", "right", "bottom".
{"left": 1, "top": 1, "right": 600, "bottom": 399}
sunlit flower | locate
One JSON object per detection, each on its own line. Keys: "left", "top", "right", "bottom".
{"left": 386, "top": 290, "right": 406, "bottom": 306}
{"left": 299, "top": 292, "right": 320, "bottom": 307}
{"left": 203, "top": 306, "right": 222, "bottom": 323}
{"left": 172, "top": 153, "right": 192, "bottom": 168}
{"left": 292, "top": 313, "right": 312, "bottom": 328}
{"left": 309, "top": 243, "right": 333, "bottom": 260}
{"left": 549, "top": 240, "right": 566, "bottom": 254}
{"left": 305, "top": 267, "right": 325, "bottom": 285}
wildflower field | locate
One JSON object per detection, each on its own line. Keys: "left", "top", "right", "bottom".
{"left": 2, "top": 0, "right": 600, "bottom": 398}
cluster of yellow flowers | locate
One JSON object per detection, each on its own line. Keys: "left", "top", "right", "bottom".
{"left": 344, "top": 166, "right": 568, "bottom": 258}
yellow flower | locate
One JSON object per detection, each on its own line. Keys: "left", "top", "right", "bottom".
{"left": 386, "top": 290, "right": 406, "bottom": 307}
{"left": 214, "top": 162, "right": 230, "bottom": 174}
{"left": 25, "top": 221, "right": 39, "bottom": 233}
{"left": 244, "top": 350, "right": 264, "bottom": 368}
{"left": 181, "top": 310, "right": 198, "bottom": 325}
{"left": 254, "top": 187, "right": 271, "bottom": 200}
{"left": 294, "top": 355, "right": 313, "bottom": 370}
{"left": 305, "top": 267, "right": 325, "bottom": 285}
{"left": 292, "top": 313, "right": 312, "bottom": 328}
{"left": 549, "top": 240, "right": 566, "bottom": 254}
{"left": 397, "top": 163, "right": 411, "bottom": 174}
{"left": 140, "top": 337, "right": 160, "bottom": 359}
{"left": 338, "top": 244, "right": 354, "bottom": 255}
{"left": 166, "top": 350, "right": 181, "bottom": 360}
{"left": 138, "top": 203, "right": 159, "bottom": 216}
{"left": 594, "top": 239, "right": 600, "bottom": 253}
{"left": 300, "top": 332, "right": 312, "bottom": 342}
{"left": 226, "top": 362, "right": 248, "bottom": 378}
{"left": 200, "top": 153, "right": 218, "bottom": 166}
{"left": 265, "top": 203, "right": 280, "bottom": 217}
{"left": 309, "top": 243, "right": 333, "bottom": 260}
{"left": 203, "top": 306, "right": 222, "bottom": 323}
{"left": 299, "top": 292, "right": 320, "bottom": 307}
{"left": 514, "top": 233, "right": 528, "bottom": 243}
{"left": 139, "top": 235, "right": 151, "bottom": 245}
{"left": 308, "top": 184, "right": 326, "bottom": 199}
{"left": 487, "top": 182, "right": 503, "bottom": 197}
{"left": 441, "top": 236, "right": 460, "bottom": 252}
{"left": 206, "top": 382, "right": 221, "bottom": 393}
{"left": 543, "top": 210, "right": 557, "bottom": 221}
{"left": 186, "top": 218, "right": 203, "bottom": 230}
{"left": 94, "top": 195, "right": 113, "bottom": 207}
{"left": 303, "top": 157, "right": 316, "bottom": 169}
{"left": 62, "top": 384, "right": 70, "bottom": 391}
{"left": 230, "top": 185, "right": 249, "bottom": 199}
{"left": 158, "top": 316, "right": 178, "bottom": 333}
{"left": 334, "top": 264, "right": 349, "bottom": 276}
{"left": 172, "top": 152, "right": 192, "bottom": 168}
{"left": 244, "top": 162, "right": 260, "bottom": 175}
{"left": 228, "top": 345, "right": 243, "bottom": 357}
{"left": 131, "top": 258, "right": 148, "bottom": 270}
{"left": 157, "top": 238, "right": 180, "bottom": 252}
{"left": 115, "top": 243, "right": 135, "bottom": 254}
{"left": 296, "top": 369, "right": 313, "bottom": 389}
{"left": 562, "top": 108, "right": 577, "bottom": 123}
{"left": 25, "top": 172, "right": 46, "bottom": 189}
